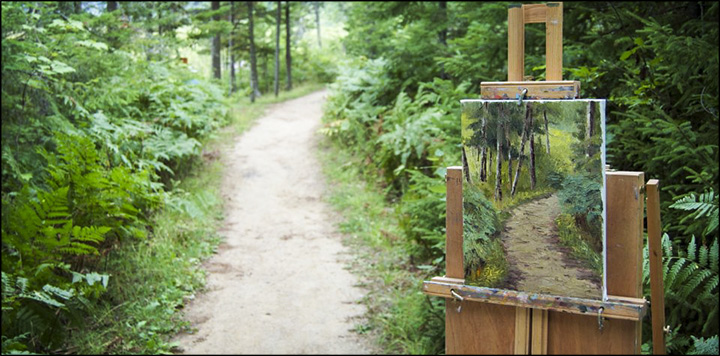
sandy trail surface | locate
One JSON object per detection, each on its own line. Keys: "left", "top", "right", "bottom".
{"left": 502, "top": 194, "right": 602, "bottom": 299}
{"left": 173, "top": 90, "right": 372, "bottom": 354}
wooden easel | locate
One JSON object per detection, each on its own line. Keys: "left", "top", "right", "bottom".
{"left": 422, "top": 3, "right": 667, "bottom": 354}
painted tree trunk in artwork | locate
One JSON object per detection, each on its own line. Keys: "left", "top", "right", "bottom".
{"left": 544, "top": 109, "right": 550, "bottom": 154}
{"left": 495, "top": 119, "right": 503, "bottom": 201}
{"left": 586, "top": 101, "right": 596, "bottom": 157}
{"left": 506, "top": 122, "right": 513, "bottom": 185}
{"left": 462, "top": 146, "right": 471, "bottom": 184}
{"left": 530, "top": 129, "right": 536, "bottom": 190}
{"left": 479, "top": 116, "right": 487, "bottom": 182}
{"left": 511, "top": 104, "right": 531, "bottom": 197}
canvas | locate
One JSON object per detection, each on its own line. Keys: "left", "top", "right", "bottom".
{"left": 460, "top": 99, "right": 607, "bottom": 300}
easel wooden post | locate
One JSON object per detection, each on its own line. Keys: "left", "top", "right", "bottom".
{"left": 423, "top": 2, "right": 667, "bottom": 354}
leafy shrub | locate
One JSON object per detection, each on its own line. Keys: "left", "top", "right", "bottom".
{"left": 1, "top": 3, "right": 229, "bottom": 353}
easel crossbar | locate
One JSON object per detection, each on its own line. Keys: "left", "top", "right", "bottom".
{"left": 422, "top": 280, "right": 647, "bottom": 321}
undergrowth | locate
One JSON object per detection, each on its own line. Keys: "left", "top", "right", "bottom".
{"left": 317, "top": 137, "right": 445, "bottom": 355}
{"left": 59, "top": 84, "right": 326, "bottom": 355}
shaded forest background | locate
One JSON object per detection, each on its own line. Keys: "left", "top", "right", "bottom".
{"left": 2, "top": 1, "right": 718, "bottom": 355}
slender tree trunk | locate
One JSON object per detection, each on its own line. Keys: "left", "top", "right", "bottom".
{"left": 261, "top": 53, "right": 266, "bottom": 92}
{"left": 506, "top": 122, "right": 513, "bottom": 185}
{"left": 274, "top": 1, "right": 280, "bottom": 97}
{"left": 530, "top": 129, "right": 536, "bottom": 190}
{"left": 495, "top": 118, "right": 503, "bottom": 201}
{"left": 586, "top": 101, "right": 596, "bottom": 157}
{"left": 229, "top": 2, "right": 236, "bottom": 94}
{"left": 107, "top": 1, "right": 117, "bottom": 12}
{"left": 544, "top": 109, "right": 550, "bottom": 154}
{"left": 75, "top": 2, "right": 82, "bottom": 13}
{"left": 511, "top": 104, "right": 532, "bottom": 197}
{"left": 494, "top": 117, "right": 503, "bottom": 202}
{"left": 438, "top": 1, "right": 448, "bottom": 80}
{"left": 285, "top": 1, "right": 292, "bottom": 90}
{"left": 479, "top": 114, "right": 487, "bottom": 182}
{"left": 248, "top": 1, "right": 260, "bottom": 102}
{"left": 314, "top": 2, "right": 321, "bottom": 48}
{"left": 212, "top": 1, "right": 221, "bottom": 80}
{"left": 462, "top": 146, "right": 471, "bottom": 184}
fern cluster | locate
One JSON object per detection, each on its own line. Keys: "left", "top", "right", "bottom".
{"left": 642, "top": 189, "right": 719, "bottom": 353}
{"left": 1, "top": 4, "right": 228, "bottom": 353}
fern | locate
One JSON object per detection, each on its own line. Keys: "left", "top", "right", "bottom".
{"left": 670, "top": 189, "right": 719, "bottom": 237}
{"left": 648, "top": 233, "right": 719, "bottom": 347}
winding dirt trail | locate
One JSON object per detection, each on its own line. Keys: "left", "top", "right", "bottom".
{"left": 502, "top": 194, "right": 601, "bottom": 299}
{"left": 173, "top": 90, "right": 372, "bottom": 354}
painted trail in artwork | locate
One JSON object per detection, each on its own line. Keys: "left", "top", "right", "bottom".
{"left": 461, "top": 99, "right": 606, "bottom": 300}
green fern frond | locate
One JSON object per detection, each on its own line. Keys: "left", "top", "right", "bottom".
{"left": 688, "top": 235, "right": 697, "bottom": 261}
{"left": 698, "top": 274, "right": 718, "bottom": 300}
{"left": 670, "top": 189, "right": 719, "bottom": 236}
{"left": 711, "top": 239, "right": 718, "bottom": 273}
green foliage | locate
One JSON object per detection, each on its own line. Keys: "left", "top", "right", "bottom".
{"left": 556, "top": 174, "right": 604, "bottom": 248}
{"left": 555, "top": 213, "right": 603, "bottom": 278}
{"left": 1, "top": 2, "right": 230, "bottom": 353}
{"left": 687, "top": 335, "right": 719, "bottom": 355}
{"left": 462, "top": 184, "right": 505, "bottom": 287}
{"left": 670, "top": 189, "right": 719, "bottom": 239}
{"left": 643, "top": 234, "right": 718, "bottom": 353}
{"left": 325, "top": 1, "right": 718, "bottom": 354}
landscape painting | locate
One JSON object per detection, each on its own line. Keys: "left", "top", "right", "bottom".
{"left": 461, "top": 99, "right": 606, "bottom": 300}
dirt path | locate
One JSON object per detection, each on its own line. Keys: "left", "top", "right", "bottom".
{"left": 502, "top": 194, "right": 601, "bottom": 299}
{"left": 173, "top": 90, "right": 372, "bottom": 354}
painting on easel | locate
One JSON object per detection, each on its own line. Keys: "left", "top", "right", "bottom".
{"left": 461, "top": 99, "right": 607, "bottom": 300}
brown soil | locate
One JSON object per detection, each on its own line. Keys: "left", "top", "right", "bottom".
{"left": 172, "top": 90, "right": 374, "bottom": 354}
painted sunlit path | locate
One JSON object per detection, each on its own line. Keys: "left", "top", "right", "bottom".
{"left": 502, "top": 193, "right": 601, "bottom": 299}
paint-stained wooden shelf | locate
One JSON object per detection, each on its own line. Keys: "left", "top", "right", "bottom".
{"left": 423, "top": 277, "right": 648, "bottom": 321}
{"left": 480, "top": 81, "right": 580, "bottom": 100}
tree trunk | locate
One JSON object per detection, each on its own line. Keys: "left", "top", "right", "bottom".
{"left": 506, "top": 121, "right": 513, "bottom": 185}
{"left": 107, "top": 1, "right": 117, "bottom": 12}
{"left": 248, "top": 1, "right": 260, "bottom": 102}
{"left": 285, "top": 1, "right": 292, "bottom": 90}
{"left": 462, "top": 146, "right": 471, "bottom": 184}
{"left": 274, "top": 1, "right": 281, "bottom": 97}
{"left": 229, "top": 2, "right": 236, "bottom": 94}
{"left": 530, "top": 128, "right": 536, "bottom": 190}
{"left": 511, "top": 104, "right": 532, "bottom": 197}
{"left": 544, "top": 109, "right": 550, "bottom": 154}
{"left": 586, "top": 101, "right": 596, "bottom": 157}
{"left": 314, "top": 2, "right": 321, "bottom": 48}
{"left": 494, "top": 118, "right": 503, "bottom": 202}
{"left": 438, "top": 1, "right": 448, "bottom": 80}
{"left": 212, "top": 1, "right": 221, "bottom": 80}
{"left": 74, "top": 2, "right": 82, "bottom": 14}
{"left": 479, "top": 115, "right": 487, "bottom": 182}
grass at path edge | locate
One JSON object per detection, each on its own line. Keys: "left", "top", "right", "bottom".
{"left": 64, "top": 83, "right": 327, "bottom": 355}
{"left": 316, "top": 137, "right": 446, "bottom": 355}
